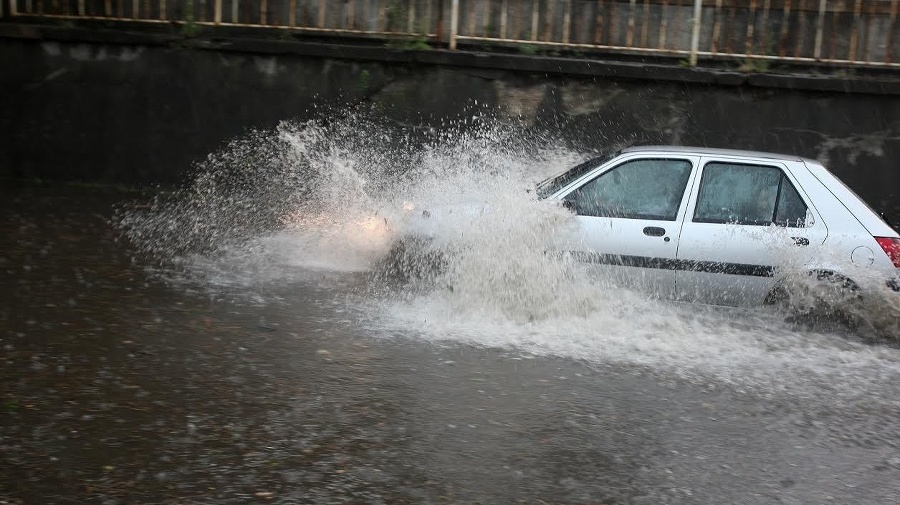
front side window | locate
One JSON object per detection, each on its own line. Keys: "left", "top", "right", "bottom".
{"left": 562, "top": 159, "right": 693, "bottom": 221}
{"left": 693, "top": 162, "right": 808, "bottom": 227}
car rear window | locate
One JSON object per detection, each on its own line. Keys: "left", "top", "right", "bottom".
{"left": 694, "top": 162, "right": 808, "bottom": 227}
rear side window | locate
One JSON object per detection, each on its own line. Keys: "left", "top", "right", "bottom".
{"left": 563, "top": 158, "right": 693, "bottom": 221}
{"left": 694, "top": 162, "right": 808, "bottom": 227}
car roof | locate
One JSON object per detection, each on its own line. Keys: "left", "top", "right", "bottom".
{"left": 620, "top": 145, "right": 817, "bottom": 163}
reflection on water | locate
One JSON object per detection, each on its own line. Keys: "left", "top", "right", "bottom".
{"left": 3, "top": 113, "right": 900, "bottom": 504}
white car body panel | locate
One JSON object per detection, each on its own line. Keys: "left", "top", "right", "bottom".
{"left": 674, "top": 156, "right": 828, "bottom": 305}
{"left": 565, "top": 215, "right": 681, "bottom": 297}
{"left": 554, "top": 153, "right": 701, "bottom": 298}
{"left": 405, "top": 146, "right": 899, "bottom": 305}
{"left": 542, "top": 146, "right": 899, "bottom": 304}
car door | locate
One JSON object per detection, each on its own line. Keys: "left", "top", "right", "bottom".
{"left": 557, "top": 155, "right": 699, "bottom": 299}
{"left": 675, "top": 158, "right": 827, "bottom": 305}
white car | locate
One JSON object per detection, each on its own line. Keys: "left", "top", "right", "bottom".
{"left": 396, "top": 145, "right": 900, "bottom": 308}
{"left": 529, "top": 146, "right": 900, "bottom": 306}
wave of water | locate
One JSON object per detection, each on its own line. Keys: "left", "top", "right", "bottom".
{"left": 115, "top": 109, "right": 900, "bottom": 393}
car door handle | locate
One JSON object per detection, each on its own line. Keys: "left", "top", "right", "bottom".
{"left": 792, "top": 236, "right": 810, "bottom": 246}
{"left": 643, "top": 226, "right": 666, "bottom": 237}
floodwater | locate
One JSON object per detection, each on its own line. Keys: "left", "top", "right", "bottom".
{"left": 3, "top": 116, "right": 900, "bottom": 504}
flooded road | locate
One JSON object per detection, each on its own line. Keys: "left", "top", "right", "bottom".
{"left": 3, "top": 188, "right": 900, "bottom": 505}
{"left": 3, "top": 116, "right": 900, "bottom": 504}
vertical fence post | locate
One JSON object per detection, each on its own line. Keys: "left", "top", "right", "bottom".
{"left": 712, "top": 0, "right": 723, "bottom": 53}
{"left": 659, "top": 0, "right": 669, "bottom": 49}
{"left": 594, "top": 0, "right": 604, "bottom": 45}
{"left": 813, "top": 0, "right": 826, "bottom": 59}
{"left": 214, "top": 0, "right": 221, "bottom": 24}
{"left": 500, "top": 0, "right": 508, "bottom": 38}
{"left": 347, "top": 0, "right": 354, "bottom": 29}
{"left": 887, "top": 0, "right": 898, "bottom": 63}
{"left": 759, "top": 0, "right": 771, "bottom": 55}
{"left": 779, "top": 0, "right": 791, "bottom": 56}
{"left": 626, "top": 0, "right": 636, "bottom": 47}
{"left": 848, "top": 0, "right": 863, "bottom": 61}
{"left": 542, "top": 0, "right": 552, "bottom": 41}
{"left": 689, "top": 0, "right": 703, "bottom": 65}
{"left": 437, "top": 0, "right": 444, "bottom": 42}
{"left": 449, "top": 0, "right": 459, "bottom": 49}
{"left": 563, "top": 0, "right": 572, "bottom": 44}
{"left": 745, "top": 0, "right": 756, "bottom": 54}
{"left": 641, "top": 0, "right": 651, "bottom": 46}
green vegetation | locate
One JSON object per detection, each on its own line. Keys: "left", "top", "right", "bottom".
{"left": 358, "top": 69, "right": 371, "bottom": 94}
{"left": 386, "top": 37, "right": 431, "bottom": 51}
{"left": 738, "top": 57, "right": 770, "bottom": 73}
{"left": 180, "top": 22, "right": 200, "bottom": 38}
{"left": 738, "top": 36, "right": 777, "bottom": 73}
{"left": 180, "top": 0, "right": 200, "bottom": 38}
{"left": 407, "top": 38, "right": 431, "bottom": 50}
{"left": 385, "top": 0, "right": 403, "bottom": 32}
{"left": 516, "top": 44, "right": 562, "bottom": 57}
{"left": 518, "top": 44, "right": 539, "bottom": 56}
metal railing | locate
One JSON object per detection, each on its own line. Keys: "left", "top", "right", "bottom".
{"left": 2, "top": 0, "right": 442, "bottom": 38}
{"left": 4, "top": 0, "right": 899, "bottom": 68}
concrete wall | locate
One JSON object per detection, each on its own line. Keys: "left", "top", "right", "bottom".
{"left": 1, "top": 25, "right": 899, "bottom": 224}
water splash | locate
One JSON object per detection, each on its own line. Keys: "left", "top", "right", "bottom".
{"left": 115, "top": 109, "right": 900, "bottom": 389}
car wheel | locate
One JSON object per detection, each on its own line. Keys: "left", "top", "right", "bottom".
{"left": 766, "top": 270, "right": 864, "bottom": 330}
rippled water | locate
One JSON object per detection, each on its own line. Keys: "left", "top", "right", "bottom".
{"left": 4, "top": 111, "right": 899, "bottom": 504}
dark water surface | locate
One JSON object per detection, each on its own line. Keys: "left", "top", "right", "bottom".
{"left": 2, "top": 185, "right": 900, "bottom": 505}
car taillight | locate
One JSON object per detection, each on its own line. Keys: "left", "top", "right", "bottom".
{"left": 875, "top": 236, "right": 900, "bottom": 267}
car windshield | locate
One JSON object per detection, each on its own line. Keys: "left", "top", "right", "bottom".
{"left": 535, "top": 151, "right": 618, "bottom": 199}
